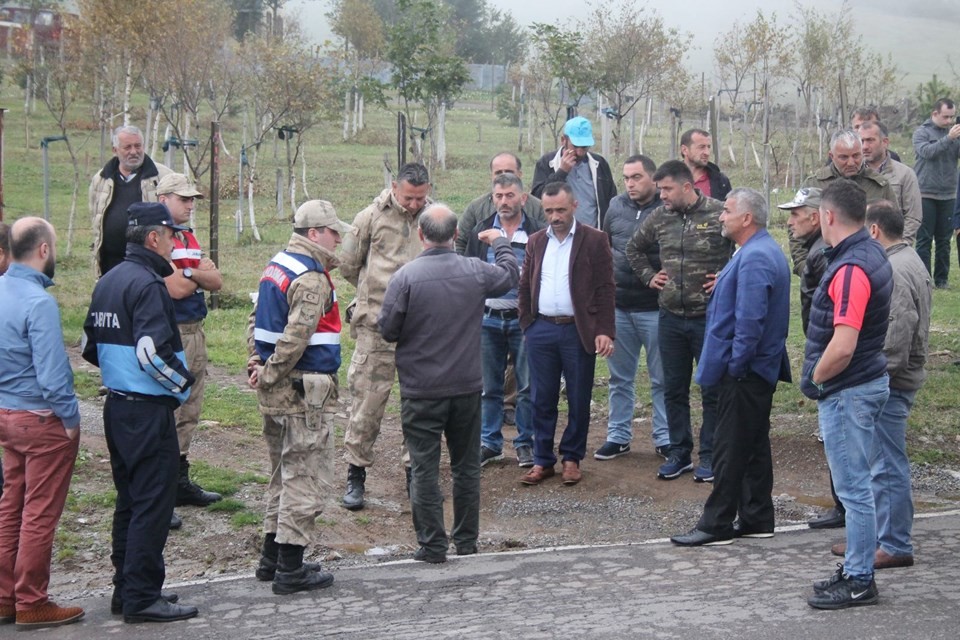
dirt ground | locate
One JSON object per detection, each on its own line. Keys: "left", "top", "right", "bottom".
{"left": 49, "top": 353, "right": 960, "bottom": 600}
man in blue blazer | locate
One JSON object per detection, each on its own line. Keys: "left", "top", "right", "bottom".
{"left": 671, "top": 188, "right": 792, "bottom": 546}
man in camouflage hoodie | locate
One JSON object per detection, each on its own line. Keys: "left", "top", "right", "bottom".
{"left": 626, "top": 160, "right": 733, "bottom": 482}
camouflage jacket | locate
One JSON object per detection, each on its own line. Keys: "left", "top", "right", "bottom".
{"left": 246, "top": 234, "right": 340, "bottom": 415}
{"left": 339, "top": 188, "right": 427, "bottom": 335}
{"left": 625, "top": 193, "right": 733, "bottom": 318}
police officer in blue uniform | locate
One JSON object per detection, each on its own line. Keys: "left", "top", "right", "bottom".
{"left": 83, "top": 202, "right": 198, "bottom": 624}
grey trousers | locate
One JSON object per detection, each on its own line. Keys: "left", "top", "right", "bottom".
{"left": 400, "top": 393, "right": 482, "bottom": 554}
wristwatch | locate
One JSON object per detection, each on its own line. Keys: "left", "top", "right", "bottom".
{"left": 182, "top": 268, "right": 194, "bottom": 280}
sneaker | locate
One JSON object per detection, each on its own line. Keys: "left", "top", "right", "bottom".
{"left": 480, "top": 446, "right": 504, "bottom": 467}
{"left": 657, "top": 454, "right": 693, "bottom": 479}
{"left": 693, "top": 460, "right": 714, "bottom": 483}
{"left": 515, "top": 445, "right": 534, "bottom": 468}
{"left": 655, "top": 445, "right": 670, "bottom": 460}
{"left": 594, "top": 441, "right": 630, "bottom": 460}
{"left": 808, "top": 569, "right": 879, "bottom": 610}
{"left": 813, "top": 563, "right": 846, "bottom": 593}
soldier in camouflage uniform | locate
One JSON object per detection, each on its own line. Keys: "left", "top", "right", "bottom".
{"left": 246, "top": 201, "right": 353, "bottom": 595}
{"left": 338, "top": 163, "right": 431, "bottom": 510}
{"left": 626, "top": 160, "right": 733, "bottom": 483}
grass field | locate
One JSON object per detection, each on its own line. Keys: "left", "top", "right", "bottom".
{"left": 5, "top": 82, "right": 960, "bottom": 464}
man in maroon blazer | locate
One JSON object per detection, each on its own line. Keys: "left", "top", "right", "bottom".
{"left": 518, "top": 182, "right": 616, "bottom": 485}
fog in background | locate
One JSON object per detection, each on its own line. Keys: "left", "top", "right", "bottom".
{"left": 289, "top": 0, "right": 960, "bottom": 96}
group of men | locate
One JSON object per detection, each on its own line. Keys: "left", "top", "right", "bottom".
{"left": 0, "top": 103, "right": 947, "bottom": 627}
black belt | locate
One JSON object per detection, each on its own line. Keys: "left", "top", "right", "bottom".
{"left": 485, "top": 307, "right": 518, "bottom": 320}
{"left": 107, "top": 391, "right": 179, "bottom": 410}
{"left": 538, "top": 314, "right": 575, "bottom": 325}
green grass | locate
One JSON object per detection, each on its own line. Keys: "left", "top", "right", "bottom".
{"left": 199, "top": 382, "right": 262, "bottom": 435}
{"left": 188, "top": 460, "right": 267, "bottom": 497}
{"left": 73, "top": 370, "right": 101, "bottom": 400}
{"left": 230, "top": 511, "right": 261, "bottom": 528}
{"left": 65, "top": 488, "right": 117, "bottom": 510}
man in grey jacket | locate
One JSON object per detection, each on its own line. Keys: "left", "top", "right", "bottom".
{"left": 378, "top": 204, "right": 518, "bottom": 563}
{"left": 828, "top": 200, "right": 931, "bottom": 570}
{"left": 912, "top": 98, "right": 960, "bottom": 287}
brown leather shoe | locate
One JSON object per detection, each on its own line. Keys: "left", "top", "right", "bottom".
{"left": 0, "top": 603, "right": 14, "bottom": 624}
{"left": 561, "top": 460, "right": 582, "bottom": 485}
{"left": 520, "top": 465, "right": 555, "bottom": 485}
{"left": 15, "top": 602, "right": 84, "bottom": 629}
{"left": 875, "top": 548, "right": 914, "bottom": 570}
{"left": 830, "top": 543, "right": 915, "bottom": 569}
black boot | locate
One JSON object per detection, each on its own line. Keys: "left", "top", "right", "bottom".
{"left": 256, "top": 533, "right": 323, "bottom": 581}
{"left": 170, "top": 511, "right": 182, "bottom": 530}
{"left": 272, "top": 544, "right": 334, "bottom": 595}
{"left": 341, "top": 464, "right": 366, "bottom": 511}
{"left": 176, "top": 455, "right": 222, "bottom": 507}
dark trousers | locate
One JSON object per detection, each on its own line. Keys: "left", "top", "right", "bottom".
{"left": 104, "top": 396, "right": 179, "bottom": 615}
{"left": 401, "top": 393, "right": 481, "bottom": 555}
{"left": 659, "top": 310, "right": 717, "bottom": 462}
{"left": 698, "top": 374, "right": 776, "bottom": 535}
{"left": 917, "top": 197, "right": 955, "bottom": 287}
{"left": 524, "top": 319, "right": 596, "bottom": 467}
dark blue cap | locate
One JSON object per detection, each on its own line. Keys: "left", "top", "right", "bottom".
{"left": 127, "top": 202, "right": 189, "bottom": 230}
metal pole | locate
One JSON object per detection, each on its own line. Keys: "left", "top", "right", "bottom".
{"left": 42, "top": 142, "right": 49, "bottom": 220}
{"left": 0, "top": 108, "right": 7, "bottom": 221}
{"left": 209, "top": 121, "right": 220, "bottom": 310}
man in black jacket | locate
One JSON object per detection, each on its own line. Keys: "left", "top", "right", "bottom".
{"left": 596, "top": 155, "right": 669, "bottom": 461}
{"left": 531, "top": 117, "right": 616, "bottom": 228}
{"left": 680, "top": 129, "right": 732, "bottom": 202}
{"left": 83, "top": 202, "right": 198, "bottom": 624}
{"left": 465, "top": 174, "right": 544, "bottom": 469}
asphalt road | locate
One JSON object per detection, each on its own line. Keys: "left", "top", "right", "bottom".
{"left": 39, "top": 510, "right": 960, "bottom": 639}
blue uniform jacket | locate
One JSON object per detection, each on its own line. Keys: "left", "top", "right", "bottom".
{"left": 82, "top": 243, "right": 194, "bottom": 404}
{"left": 696, "top": 228, "right": 792, "bottom": 388}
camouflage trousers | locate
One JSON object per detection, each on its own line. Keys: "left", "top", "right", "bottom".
{"left": 262, "top": 373, "right": 337, "bottom": 547}
{"left": 344, "top": 327, "right": 408, "bottom": 468}
{"left": 175, "top": 320, "right": 207, "bottom": 455}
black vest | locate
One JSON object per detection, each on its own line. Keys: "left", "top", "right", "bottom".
{"left": 801, "top": 227, "right": 892, "bottom": 399}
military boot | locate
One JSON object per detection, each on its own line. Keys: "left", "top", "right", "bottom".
{"left": 341, "top": 464, "right": 366, "bottom": 511}
{"left": 255, "top": 533, "right": 321, "bottom": 581}
{"left": 176, "top": 455, "right": 223, "bottom": 507}
{"left": 272, "top": 544, "right": 334, "bottom": 595}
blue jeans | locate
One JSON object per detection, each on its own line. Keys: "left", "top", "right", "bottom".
{"left": 606, "top": 308, "right": 668, "bottom": 447}
{"left": 872, "top": 387, "right": 916, "bottom": 557}
{"left": 818, "top": 375, "right": 889, "bottom": 580}
{"left": 524, "top": 319, "right": 596, "bottom": 467}
{"left": 658, "top": 310, "right": 717, "bottom": 462}
{"left": 480, "top": 314, "right": 532, "bottom": 453}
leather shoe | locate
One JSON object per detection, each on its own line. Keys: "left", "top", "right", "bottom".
{"left": 875, "top": 548, "right": 914, "bottom": 569}
{"left": 561, "top": 460, "right": 582, "bottom": 485}
{"left": 112, "top": 591, "right": 178, "bottom": 615}
{"left": 123, "top": 598, "right": 198, "bottom": 624}
{"left": 830, "top": 544, "right": 914, "bottom": 569}
{"left": 670, "top": 527, "right": 733, "bottom": 546}
{"left": 170, "top": 511, "right": 182, "bottom": 530}
{"left": 808, "top": 507, "right": 845, "bottom": 529}
{"left": 520, "top": 465, "right": 555, "bottom": 485}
